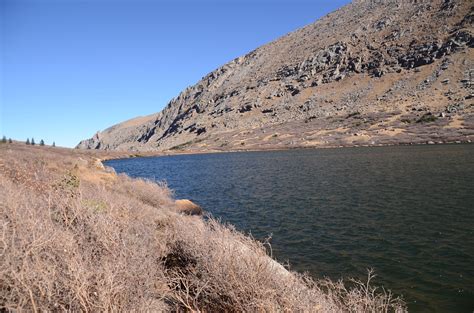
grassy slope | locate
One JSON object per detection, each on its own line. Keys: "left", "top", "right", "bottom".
{"left": 0, "top": 142, "right": 406, "bottom": 312}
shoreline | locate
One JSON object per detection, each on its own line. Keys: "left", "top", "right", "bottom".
{"left": 96, "top": 138, "right": 474, "bottom": 164}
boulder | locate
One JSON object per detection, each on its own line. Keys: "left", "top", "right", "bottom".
{"left": 174, "top": 199, "right": 203, "bottom": 215}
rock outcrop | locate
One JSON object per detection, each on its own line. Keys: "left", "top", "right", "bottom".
{"left": 78, "top": 0, "right": 474, "bottom": 151}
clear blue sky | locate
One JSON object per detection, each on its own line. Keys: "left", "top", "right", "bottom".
{"left": 1, "top": 0, "right": 349, "bottom": 147}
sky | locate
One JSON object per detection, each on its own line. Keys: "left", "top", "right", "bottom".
{"left": 1, "top": 0, "right": 350, "bottom": 147}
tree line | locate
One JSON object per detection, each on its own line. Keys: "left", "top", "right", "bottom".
{"left": 1, "top": 136, "right": 55, "bottom": 147}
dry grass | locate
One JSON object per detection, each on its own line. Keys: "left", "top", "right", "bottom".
{"left": 0, "top": 143, "right": 406, "bottom": 312}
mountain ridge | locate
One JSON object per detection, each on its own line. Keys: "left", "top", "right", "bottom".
{"left": 78, "top": 0, "right": 474, "bottom": 152}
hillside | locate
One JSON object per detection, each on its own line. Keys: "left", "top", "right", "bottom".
{"left": 77, "top": 0, "right": 474, "bottom": 152}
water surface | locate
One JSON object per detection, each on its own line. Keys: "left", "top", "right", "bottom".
{"left": 106, "top": 145, "right": 474, "bottom": 312}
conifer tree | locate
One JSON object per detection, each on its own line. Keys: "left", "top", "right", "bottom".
{"left": 26, "top": 138, "right": 30, "bottom": 145}
{"left": 52, "top": 142, "right": 56, "bottom": 147}
{"left": 40, "top": 139, "right": 45, "bottom": 146}
{"left": 31, "top": 138, "right": 35, "bottom": 145}
{"left": 1, "top": 136, "right": 6, "bottom": 143}
{"left": 8, "top": 138, "right": 12, "bottom": 143}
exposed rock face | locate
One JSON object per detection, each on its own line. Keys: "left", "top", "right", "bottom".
{"left": 78, "top": 0, "right": 474, "bottom": 151}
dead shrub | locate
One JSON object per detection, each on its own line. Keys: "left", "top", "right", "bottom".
{"left": 113, "top": 173, "right": 175, "bottom": 209}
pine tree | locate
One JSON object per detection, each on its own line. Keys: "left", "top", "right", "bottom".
{"left": 31, "top": 138, "right": 35, "bottom": 145}
{"left": 8, "top": 138, "right": 12, "bottom": 143}
{"left": 26, "top": 138, "right": 30, "bottom": 145}
{"left": 52, "top": 142, "right": 56, "bottom": 147}
{"left": 1, "top": 136, "right": 6, "bottom": 143}
{"left": 40, "top": 139, "right": 45, "bottom": 146}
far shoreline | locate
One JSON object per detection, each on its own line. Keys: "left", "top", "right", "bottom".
{"left": 97, "top": 138, "right": 474, "bottom": 164}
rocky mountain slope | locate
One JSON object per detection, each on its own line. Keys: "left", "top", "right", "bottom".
{"left": 78, "top": 0, "right": 474, "bottom": 152}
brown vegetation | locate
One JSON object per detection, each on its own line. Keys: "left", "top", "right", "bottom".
{"left": 0, "top": 143, "right": 406, "bottom": 311}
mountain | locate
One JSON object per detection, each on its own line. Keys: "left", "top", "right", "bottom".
{"left": 77, "top": 0, "right": 473, "bottom": 152}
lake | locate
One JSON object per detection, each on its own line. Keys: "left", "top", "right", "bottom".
{"left": 105, "top": 144, "right": 474, "bottom": 312}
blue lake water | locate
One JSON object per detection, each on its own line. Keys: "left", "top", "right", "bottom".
{"left": 105, "top": 144, "right": 474, "bottom": 312}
